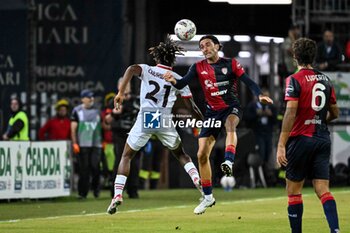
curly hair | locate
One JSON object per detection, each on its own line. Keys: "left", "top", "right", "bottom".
{"left": 292, "top": 38, "right": 317, "bottom": 66}
{"left": 149, "top": 35, "right": 185, "bottom": 66}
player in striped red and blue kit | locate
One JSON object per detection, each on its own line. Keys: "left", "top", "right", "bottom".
{"left": 164, "top": 35, "right": 273, "bottom": 214}
{"left": 276, "top": 38, "right": 340, "bottom": 233}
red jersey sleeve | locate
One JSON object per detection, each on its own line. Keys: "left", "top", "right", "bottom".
{"left": 232, "top": 58, "right": 245, "bottom": 77}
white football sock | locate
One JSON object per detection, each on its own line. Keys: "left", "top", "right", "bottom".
{"left": 184, "top": 162, "right": 200, "bottom": 183}
{"left": 114, "top": 175, "right": 127, "bottom": 197}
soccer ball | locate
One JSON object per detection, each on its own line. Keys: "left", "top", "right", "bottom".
{"left": 174, "top": 19, "right": 196, "bottom": 41}
{"left": 220, "top": 175, "right": 236, "bottom": 192}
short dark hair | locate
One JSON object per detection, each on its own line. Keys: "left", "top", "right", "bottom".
{"left": 149, "top": 35, "right": 184, "bottom": 66}
{"left": 292, "top": 38, "right": 316, "bottom": 66}
{"left": 199, "top": 35, "right": 222, "bottom": 50}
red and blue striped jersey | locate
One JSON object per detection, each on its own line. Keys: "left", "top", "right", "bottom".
{"left": 177, "top": 57, "right": 245, "bottom": 111}
{"left": 285, "top": 68, "right": 337, "bottom": 138}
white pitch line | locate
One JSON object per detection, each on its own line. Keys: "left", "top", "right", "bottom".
{"left": 1, "top": 190, "right": 349, "bottom": 223}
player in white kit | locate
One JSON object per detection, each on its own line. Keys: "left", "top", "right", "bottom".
{"left": 107, "top": 36, "right": 203, "bottom": 214}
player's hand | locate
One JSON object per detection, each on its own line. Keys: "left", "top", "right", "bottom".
{"left": 276, "top": 145, "right": 287, "bottom": 167}
{"left": 114, "top": 92, "right": 124, "bottom": 110}
{"left": 163, "top": 71, "right": 177, "bottom": 85}
{"left": 73, "top": 143, "right": 80, "bottom": 154}
{"left": 259, "top": 95, "right": 274, "bottom": 105}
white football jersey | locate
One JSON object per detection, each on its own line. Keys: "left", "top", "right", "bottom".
{"left": 138, "top": 64, "right": 192, "bottom": 109}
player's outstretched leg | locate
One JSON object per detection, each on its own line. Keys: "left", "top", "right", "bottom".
{"left": 107, "top": 143, "right": 137, "bottom": 215}
{"left": 107, "top": 193, "right": 124, "bottom": 215}
{"left": 194, "top": 137, "right": 216, "bottom": 214}
{"left": 222, "top": 115, "right": 239, "bottom": 176}
{"left": 170, "top": 144, "right": 203, "bottom": 198}
{"left": 221, "top": 160, "right": 233, "bottom": 177}
{"left": 194, "top": 194, "right": 216, "bottom": 215}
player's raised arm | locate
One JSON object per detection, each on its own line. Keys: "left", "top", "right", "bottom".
{"left": 164, "top": 64, "right": 197, "bottom": 89}
{"left": 163, "top": 71, "right": 177, "bottom": 85}
{"left": 239, "top": 73, "right": 274, "bottom": 105}
{"left": 115, "top": 64, "right": 142, "bottom": 110}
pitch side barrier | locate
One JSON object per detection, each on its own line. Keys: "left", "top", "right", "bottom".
{"left": 0, "top": 141, "right": 72, "bottom": 199}
{"left": 324, "top": 72, "right": 350, "bottom": 167}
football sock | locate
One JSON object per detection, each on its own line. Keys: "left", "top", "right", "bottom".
{"left": 114, "top": 175, "right": 127, "bottom": 197}
{"left": 184, "top": 162, "right": 200, "bottom": 184}
{"left": 201, "top": 179, "right": 212, "bottom": 197}
{"left": 224, "top": 144, "right": 235, "bottom": 162}
{"left": 320, "top": 192, "right": 340, "bottom": 233}
{"left": 288, "top": 194, "right": 303, "bottom": 233}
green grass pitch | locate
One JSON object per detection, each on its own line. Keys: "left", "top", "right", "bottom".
{"left": 0, "top": 187, "right": 349, "bottom": 232}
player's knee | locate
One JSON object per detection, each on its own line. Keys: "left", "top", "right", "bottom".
{"left": 313, "top": 180, "right": 330, "bottom": 198}
{"left": 314, "top": 186, "right": 329, "bottom": 198}
{"left": 197, "top": 152, "right": 209, "bottom": 165}
{"left": 225, "top": 115, "right": 239, "bottom": 129}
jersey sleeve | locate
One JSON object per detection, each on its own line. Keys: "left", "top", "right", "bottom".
{"left": 285, "top": 76, "right": 301, "bottom": 101}
{"left": 173, "top": 64, "right": 197, "bottom": 89}
{"left": 138, "top": 64, "right": 148, "bottom": 80}
{"left": 178, "top": 85, "right": 192, "bottom": 98}
{"left": 173, "top": 72, "right": 193, "bottom": 98}
{"left": 232, "top": 58, "right": 245, "bottom": 77}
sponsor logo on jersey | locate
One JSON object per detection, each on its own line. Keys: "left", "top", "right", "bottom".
{"left": 285, "top": 84, "right": 294, "bottom": 96}
{"left": 205, "top": 80, "right": 229, "bottom": 90}
{"left": 231, "top": 108, "right": 239, "bottom": 115}
{"left": 204, "top": 80, "right": 215, "bottom": 89}
{"left": 216, "top": 81, "right": 229, "bottom": 86}
{"left": 211, "top": 89, "right": 227, "bottom": 96}
{"left": 201, "top": 71, "right": 208, "bottom": 75}
{"left": 304, "top": 119, "right": 322, "bottom": 125}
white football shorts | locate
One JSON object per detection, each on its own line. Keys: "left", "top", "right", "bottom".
{"left": 126, "top": 114, "right": 181, "bottom": 151}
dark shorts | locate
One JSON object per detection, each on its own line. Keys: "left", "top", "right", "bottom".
{"left": 199, "top": 105, "right": 242, "bottom": 139}
{"left": 286, "top": 135, "right": 331, "bottom": 182}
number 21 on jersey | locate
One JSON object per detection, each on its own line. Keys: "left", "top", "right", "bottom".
{"left": 145, "top": 80, "right": 171, "bottom": 107}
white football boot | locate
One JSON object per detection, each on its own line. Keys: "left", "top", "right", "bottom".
{"left": 221, "top": 160, "right": 233, "bottom": 177}
{"left": 194, "top": 197, "right": 216, "bottom": 215}
{"left": 107, "top": 194, "right": 123, "bottom": 215}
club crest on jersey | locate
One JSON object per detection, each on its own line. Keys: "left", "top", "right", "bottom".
{"left": 221, "top": 67, "right": 228, "bottom": 75}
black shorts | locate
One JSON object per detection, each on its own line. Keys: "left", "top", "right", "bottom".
{"left": 286, "top": 135, "right": 331, "bottom": 182}
{"left": 199, "top": 105, "right": 242, "bottom": 139}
